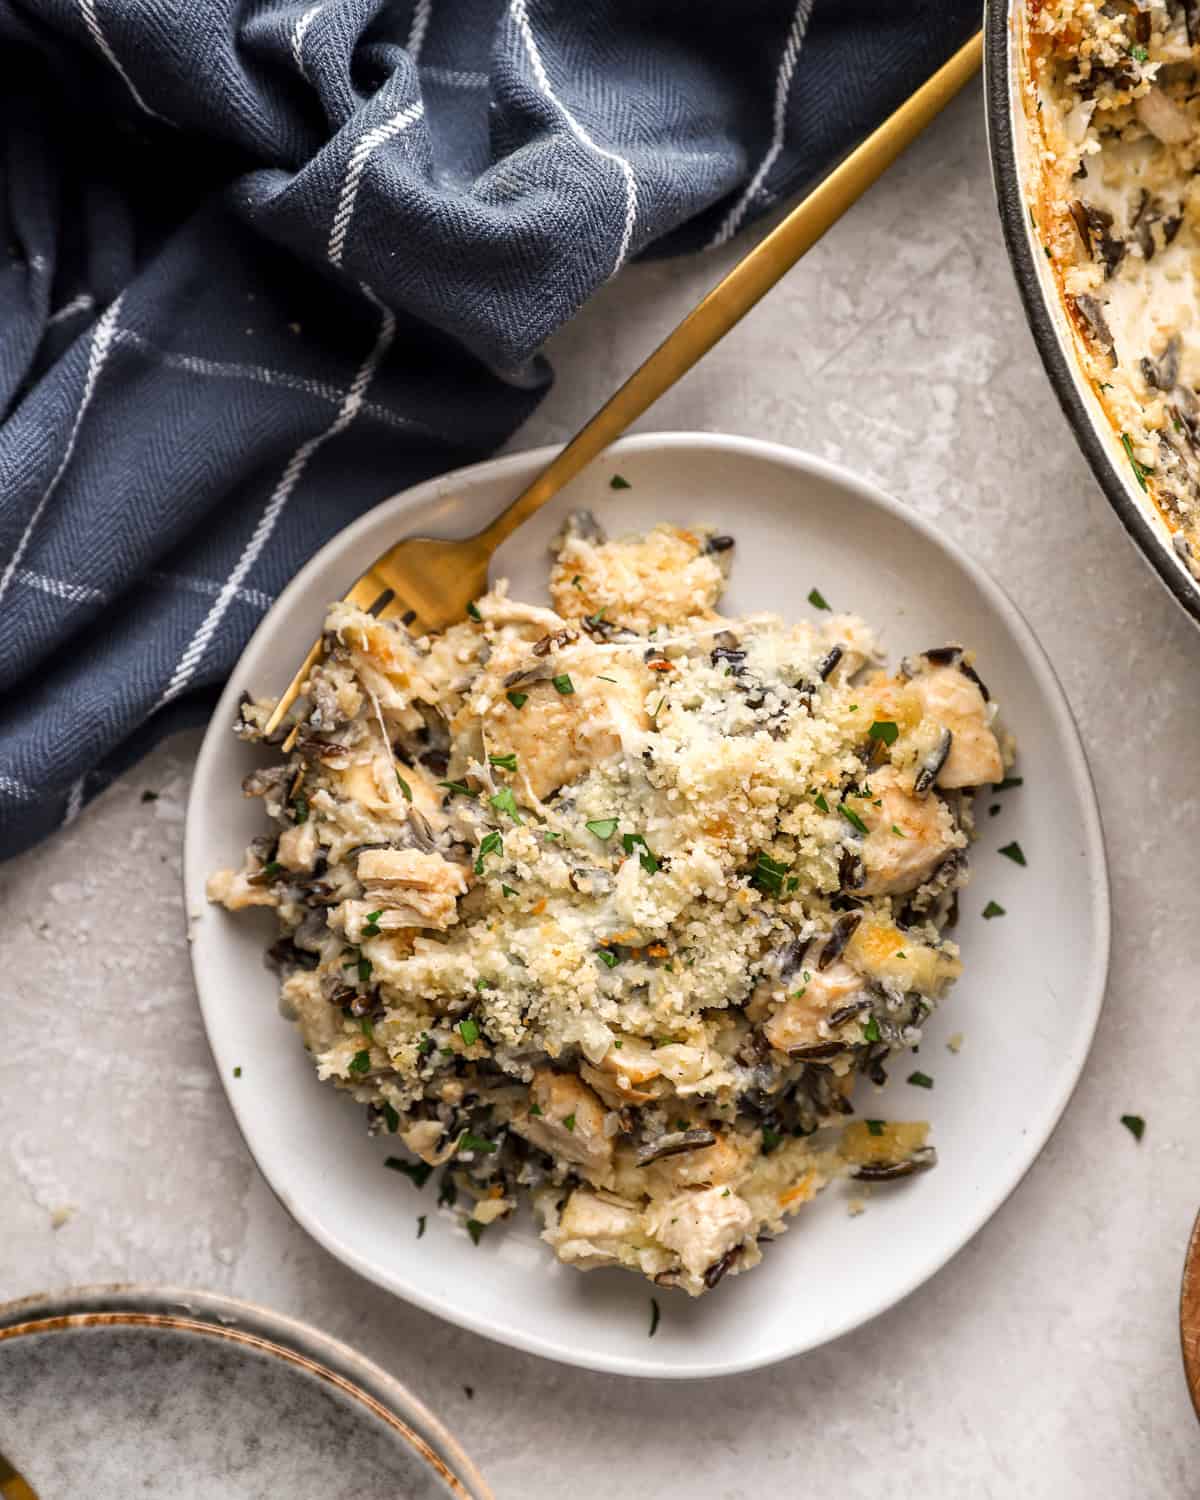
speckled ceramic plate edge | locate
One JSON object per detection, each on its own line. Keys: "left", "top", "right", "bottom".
{"left": 0, "top": 1285, "right": 493, "bottom": 1499}
{"left": 185, "top": 431, "right": 1111, "bottom": 1378}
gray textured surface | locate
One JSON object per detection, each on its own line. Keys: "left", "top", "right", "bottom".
{"left": 3, "top": 83, "right": 1199, "bottom": 1495}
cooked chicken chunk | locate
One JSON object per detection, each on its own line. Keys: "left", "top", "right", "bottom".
{"left": 514, "top": 1070, "right": 613, "bottom": 1177}
{"left": 356, "top": 847, "right": 466, "bottom": 928}
{"left": 763, "top": 961, "right": 867, "bottom": 1054}
{"left": 907, "top": 662, "right": 1004, "bottom": 789}
{"left": 858, "top": 766, "right": 960, "bottom": 896}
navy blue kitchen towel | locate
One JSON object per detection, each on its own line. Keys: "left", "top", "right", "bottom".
{"left": 0, "top": 0, "right": 979, "bottom": 859}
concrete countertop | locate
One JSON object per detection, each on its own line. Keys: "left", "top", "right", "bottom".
{"left": 4, "top": 82, "right": 1198, "bottom": 1496}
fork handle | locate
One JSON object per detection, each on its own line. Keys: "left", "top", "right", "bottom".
{"left": 480, "top": 30, "right": 981, "bottom": 554}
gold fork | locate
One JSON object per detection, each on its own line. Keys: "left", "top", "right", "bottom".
{"left": 0, "top": 1450, "right": 39, "bottom": 1500}
{"left": 263, "top": 32, "right": 981, "bottom": 742}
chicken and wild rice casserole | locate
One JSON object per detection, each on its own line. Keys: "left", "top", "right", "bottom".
{"left": 210, "top": 513, "right": 1009, "bottom": 1297}
{"left": 1024, "top": 0, "right": 1200, "bottom": 577}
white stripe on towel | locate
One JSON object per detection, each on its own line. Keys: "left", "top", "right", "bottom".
{"left": 327, "top": 102, "right": 425, "bottom": 267}
{"left": 155, "top": 287, "right": 396, "bottom": 708}
{"left": 510, "top": 0, "right": 638, "bottom": 278}
{"left": 77, "top": 0, "right": 168, "bottom": 122}
{"left": 0, "top": 295, "right": 124, "bottom": 610}
{"left": 407, "top": 0, "right": 432, "bottom": 61}
{"left": 707, "top": 0, "right": 813, "bottom": 249}
{"left": 290, "top": 3, "right": 324, "bottom": 78}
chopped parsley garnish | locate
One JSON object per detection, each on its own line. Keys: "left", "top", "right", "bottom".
{"left": 863, "top": 1017, "right": 881, "bottom": 1042}
{"left": 571, "top": 574, "right": 582, "bottom": 588}
{"left": 385, "top": 1156, "right": 433, "bottom": 1187}
{"left": 563, "top": 1113, "right": 576, "bottom": 1132}
{"left": 261, "top": 860, "right": 282, "bottom": 878}
{"left": 233, "top": 1066, "right": 242, "bottom": 1078}
{"left": 865, "top": 1119, "right": 885, "bottom": 1137}
{"left": 458, "top": 1130, "right": 497, "bottom": 1154}
{"left": 357, "top": 954, "right": 372, "bottom": 983}
{"left": 458, "top": 1017, "right": 480, "bottom": 1046}
{"left": 597, "top": 949, "right": 620, "bottom": 968}
{"left": 907, "top": 1070, "right": 934, "bottom": 1089}
{"left": 982, "top": 900, "right": 1006, "bottom": 919}
{"left": 362, "top": 909, "right": 383, "bottom": 937}
{"left": 1120, "top": 432, "right": 1152, "bottom": 491}
{"left": 998, "top": 841, "right": 1026, "bottom": 866}
{"left": 474, "top": 830, "right": 503, "bottom": 874}
{"left": 868, "top": 720, "right": 899, "bottom": 746}
{"left": 750, "top": 851, "right": 790, "bottom": 896}
{"left": 417, "top": 1215, "right": 426, "bottom": 1238}
{"left": 360, "top": 1017, "right": 374, "bottom": 1040}
{"left": 292, "top": 795, "right": 309, "bottom": 824}
{"left": 808, "top": 587, "right": 830, "bottom": 611}
{"left": 395, "top": 771, "right": 412, "bottom": 802}
{"left": 501, "top": 883, "right": 518, "bottom": 897}
{"left": 1120, "top": 1113, "right": 1145, "bottom": 1142}
{"left": 543, "top": 829, "right": 562, "bottom": 840}
{"left": 467, "top": 600, "right": 482, "bottom": 621}
{"left": 586, "top": 817, "right": 618, "bottom": 840}
{"left": 141, "top": 789, "right": 158, "bottom": 802}
{"left": 475, "top": 977, "right": 492, "bottom": 991}
{"left": 994, "top": 776, "right": 1023, "bottom": 792}
{"left": 1131, "top": 42, "right": 1148, "bottom": 61}
{"left": 417, "top": 1034, "right": 435, "bottom": 1056}
{"left": 785, "top": 875, "right": 799, "bottom": 892}
{"left": 506, "top": 690, "right": 528, "bottom": 710}
{"left": 490, "top": 787, "right": 523, "bottom": 822}
{"left": 891, "top": 824, "right": 906, "bottom": 838}
{"left": 813, "top": 793, "right": 830, "bottom": 813}
{"left": 383, "top": 1101, "right": 400, "bottom": 1133}
{"left": 488, "top": 752, "right": 518, "bottom": 772}
{"left": 648, "top": 1297, "right": 661, "bottom": 1338}
{"left": 465, "top": 1219, "right": 487, "bottom": 1245}
{"left": 552, "top": 673, "right": 575, "bottom": 695}
{"left": 610, "top": 473, "right": 632, "bottom": 490}
{"left": 838, "top": 802, "right": 869, "bottom": 835}
{"left": 622, "top": 831, "right": 659, "bottom": 873}
{"left": 348, "top": 1049, "right": 371, "bottom": 1075}
{"left": 439, "top": 780, "right": 477, "bottom": 798}
{"left": 761, "top": 1126, "right": 783, "bottom": 1153}
{"left": 587, "top": 608, "right": 607, "bottom": 626}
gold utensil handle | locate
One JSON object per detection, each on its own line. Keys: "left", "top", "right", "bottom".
{"left": 0, "top": 1454, "right": 39, "bottom": 1500}
{"left": 482, "top": 30, "right": 982, "bottom": 552}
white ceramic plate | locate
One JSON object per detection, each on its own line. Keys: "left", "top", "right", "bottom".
{"left": 185, "top": 432, "right": 1109, "bottom": 1378}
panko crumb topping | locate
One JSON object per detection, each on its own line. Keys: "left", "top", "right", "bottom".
{"left": 209, "top": 514, "right": 1009, "bottom": 1297}
{"left": 1025, "top": 0, "right": 1200, "bottom": 578}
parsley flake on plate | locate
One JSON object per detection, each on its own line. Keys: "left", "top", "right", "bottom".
{"left": 458, "top": 1017, "right": 480, "bottom": 1046}
{"left": 649, "top": 1298, "right": 661, "bottom": 1337}
{"left": 488, "top": 752, "right": 518, "bottom": 772}
{"left": 998, "top": 841, "right": 1026, "bottom": 866}
{"left": 506, "top": 690, "right": 528, "bottom": 710}
{"left": 610, "top": 473, "right": 632, "bottom": 490}
{"left": 808, "top": 587, "right": 831, "bottom": 611}
{"left": 982, "top": 900, "right": 1006, "bottom": 919}
{"left": 907, "top": 1070, "right": 934, "bottom": 1089}
{"left": 1120, "top": 1114, "right": 1145, "bottom": 1142}
{"left": 586, "top": 817, "right": 618, "bottom": 840}
{"left": 348, "top": 1049, "right": 371, "bottom": 1075}
{"left": 868, "top": 720, "right": 899, "bottom": 746}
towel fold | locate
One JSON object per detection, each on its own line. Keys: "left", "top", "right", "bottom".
{"left": 0, "top": 0, "right": 979, "bottom": 859}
